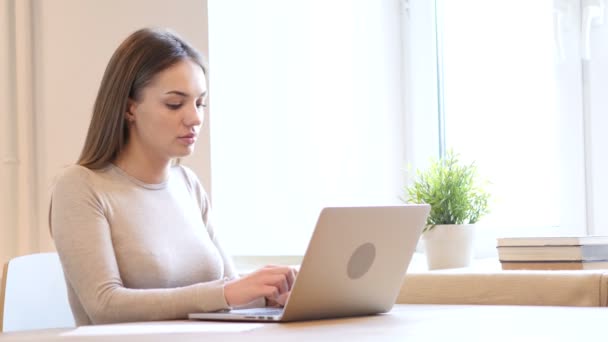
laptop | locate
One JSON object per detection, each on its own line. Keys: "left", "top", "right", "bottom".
{"left": 189, "top": 204, "right": 430, "bottom": 322}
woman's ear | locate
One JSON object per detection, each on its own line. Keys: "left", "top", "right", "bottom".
{"left": 126, "top": 98, "right": 137, "bottom": 123}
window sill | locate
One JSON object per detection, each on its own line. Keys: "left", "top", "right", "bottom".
{"left": 233, "top": 255, "right": 303, "bottom": 275}
{"left": 233, "top": 252, "right": 502, "bottom": 276}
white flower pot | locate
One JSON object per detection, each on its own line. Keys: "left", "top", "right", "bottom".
{"left": 422, "top": 224, "right": 475, "bottom": 270}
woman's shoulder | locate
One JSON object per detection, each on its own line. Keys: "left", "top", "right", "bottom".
{"left": 53, "top": 164, "right": 110, "bottom": 194}
{"left": 55, "top": 164, "right": 100, "bottom": 183}
{"left": 173, "top": 164, "right": 203, "bottom": 189}
{"left": 172, "top": 164, "right": 210, "bottom": 209}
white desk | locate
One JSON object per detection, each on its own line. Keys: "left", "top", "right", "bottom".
{"left": 1, "top": 304, "right": 606, "bottom": 341}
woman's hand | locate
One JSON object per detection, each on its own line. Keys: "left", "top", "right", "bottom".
{"left": 223, "top": 265, "right": 297, "bottom": 307}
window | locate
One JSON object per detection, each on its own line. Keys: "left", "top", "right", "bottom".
{"left": 439, "top": 0, "right": 586, "bottom": 234}
{"left": 407, "top": 0, "right": 608, "bottom": 243}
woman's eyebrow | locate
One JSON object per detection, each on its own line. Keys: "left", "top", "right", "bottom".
{"left": 165, "top": 90, "right": 207, "bottom": 98}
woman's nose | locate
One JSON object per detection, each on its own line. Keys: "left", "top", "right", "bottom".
{"left": 184, "top": 104, "right": 204, "bottom": 127}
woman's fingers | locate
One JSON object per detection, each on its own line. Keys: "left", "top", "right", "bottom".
{"left": 223, "top": 265, "right": 299, "bottom": 307}
{"left": 275, "top": 291, "right": 290, "bottom": 306}
{"left": 264, "top": 273, "right": 289, "bottom": 295}
{"left": 261, "top": 285, "right": 280, "bottom": 300}
{"left": 261, "top": 265, "right": 297, "bottom": 291}
{"left": 286, "top": 268, "right": 296, "bottom": 289}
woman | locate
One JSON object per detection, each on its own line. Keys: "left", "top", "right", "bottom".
{"left": 50, "top": 28, "right": 295, "bottom": 325}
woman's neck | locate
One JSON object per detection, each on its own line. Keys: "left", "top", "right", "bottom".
{"left": 114, "top": 143, "right": 171, "bottom": 184}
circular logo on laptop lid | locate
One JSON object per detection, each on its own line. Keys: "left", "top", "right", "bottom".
{"left": 347, "top": 242, "right": 376, "bottom": 279}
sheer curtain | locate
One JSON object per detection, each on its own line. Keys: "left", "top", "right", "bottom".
{"left": 585, "top": 0, "right": 608, "bottom": 234}
{"left": 208, "top": 0, "right": 405, "bottom": 255}
{"left": 0, "top": 0, "right": 40, "bottom": 264}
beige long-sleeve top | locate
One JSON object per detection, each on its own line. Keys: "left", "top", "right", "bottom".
{"left": 51, "top": 164, "right": 254, "bottom": 325}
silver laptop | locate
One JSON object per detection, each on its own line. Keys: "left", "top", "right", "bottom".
{"left": 188, "top": 204, "right": 430, "bottom": 322}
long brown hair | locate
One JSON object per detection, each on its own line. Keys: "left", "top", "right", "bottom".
{"left": 78, "top": 27, "right": 206, "bottom": 169}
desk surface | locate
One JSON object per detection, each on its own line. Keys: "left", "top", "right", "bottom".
{"left": 1, "top": 304, "right": 607, "bottom": 341}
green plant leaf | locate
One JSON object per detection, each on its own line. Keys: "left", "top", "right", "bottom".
{"left": 403, "top": 150, "right": 490, "bottom": 231}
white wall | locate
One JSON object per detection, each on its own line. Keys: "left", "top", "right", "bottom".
{"left": 0, "top": 0, "right": 210, "bottom": 261}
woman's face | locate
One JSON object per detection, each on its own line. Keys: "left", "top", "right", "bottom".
{"left": 127, "top": 59, "right": 207, "bottom": 162}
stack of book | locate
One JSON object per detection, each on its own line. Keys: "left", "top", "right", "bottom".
{"left": 496, "top": 236, "right": 608, "bottom": 270}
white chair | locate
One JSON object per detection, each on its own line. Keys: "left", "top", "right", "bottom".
{"left": 0, "top": 252, "right": 75, "bottom": 332}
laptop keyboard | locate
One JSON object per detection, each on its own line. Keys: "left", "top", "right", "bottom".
{"left": 231, "top": 307, "right": 284, "bottom": 316}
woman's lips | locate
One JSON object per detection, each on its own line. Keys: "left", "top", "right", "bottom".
{"left": 178, "top": 134, "right": 197, "bottom": 145}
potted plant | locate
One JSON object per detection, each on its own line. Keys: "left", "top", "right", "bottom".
{"left": 404, "top": 150, "right": 490, "bottom": 269}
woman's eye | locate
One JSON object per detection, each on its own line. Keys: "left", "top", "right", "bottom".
{"left": 167, "top": 103, "right": 182, "bottom": 110}
{"left": 196, "top": 102, "right": 207, "bottom": 108}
